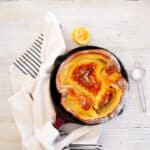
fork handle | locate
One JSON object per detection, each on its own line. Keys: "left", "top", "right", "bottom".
{"left": 63, "top": 144, "right": 102, "bottom": 150}
{"left": 137, "top": 81, "right": 146, "bottom": 112}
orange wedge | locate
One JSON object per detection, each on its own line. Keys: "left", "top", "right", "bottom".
{"left": 72, "top": 26, "right": 89, "bottom": 45}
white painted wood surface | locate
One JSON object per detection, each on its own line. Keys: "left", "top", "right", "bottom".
{"left": 0, "top": 0, "right": 150, "bottom": 150}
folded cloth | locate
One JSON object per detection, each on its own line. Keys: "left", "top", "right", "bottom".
{"left": 8, "top": 13, "right": 101, "bottom": 150}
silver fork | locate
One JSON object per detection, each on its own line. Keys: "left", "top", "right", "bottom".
{"left": 13, "top": 34, "right": 43, "bottom": 78}
{"left": 131, "top": 57, "right": 146, "bottom": 112}
{"left": 63, "top": 144, "right": 102, "bottom": 150}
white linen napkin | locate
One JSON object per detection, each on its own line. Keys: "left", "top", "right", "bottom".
{"left": 8, "top": 13, "right": 101, "bottom": 150}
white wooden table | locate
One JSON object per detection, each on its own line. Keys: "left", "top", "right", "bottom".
{"left": 0, "top": 0, "right": 150, "bottom": 150}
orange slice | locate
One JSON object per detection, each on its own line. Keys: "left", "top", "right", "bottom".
{"left": 72, "top": 26, "right": 89, "bottom": 45}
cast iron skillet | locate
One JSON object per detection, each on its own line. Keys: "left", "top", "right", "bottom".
{"left": 50, "top": 46, "right": 129, "bottom": 125}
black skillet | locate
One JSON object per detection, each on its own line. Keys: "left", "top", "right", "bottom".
{"left": 50, "top": 46, "right": 129, "bottom": 125}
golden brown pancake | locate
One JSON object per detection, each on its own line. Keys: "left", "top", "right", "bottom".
{"left": 56, "top": 49, "right": 127, "bottom": 124}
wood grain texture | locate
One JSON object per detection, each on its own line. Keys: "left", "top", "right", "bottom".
{"left": 0, "top": 0, "right": 150, "bottom": 150}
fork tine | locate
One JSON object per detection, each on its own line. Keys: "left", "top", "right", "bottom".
{"left": 135, "top": 60, "right": 140, "bottom": 67}
{"left": 135, "top": 56, "right": 144, "bottom": 67}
